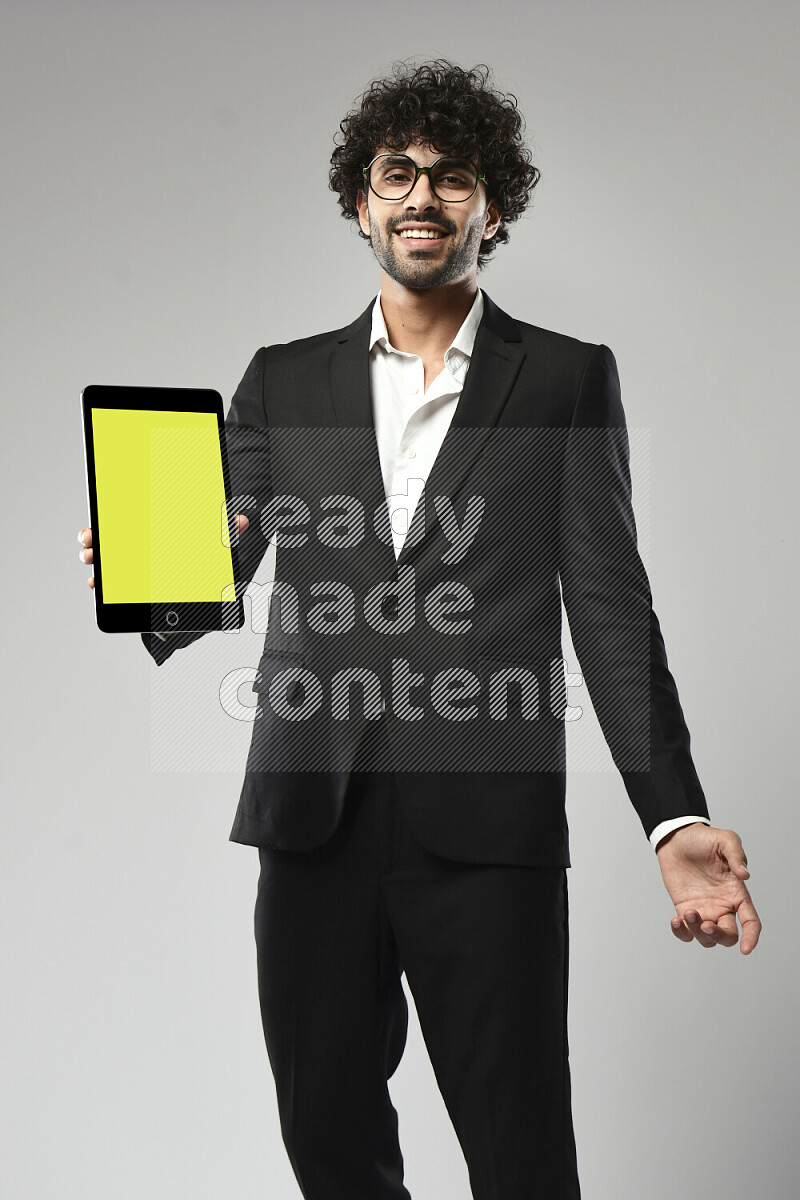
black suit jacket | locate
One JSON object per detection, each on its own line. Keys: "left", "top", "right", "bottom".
{"left": 142, "top": 291, "right": 709, "bottom": 866}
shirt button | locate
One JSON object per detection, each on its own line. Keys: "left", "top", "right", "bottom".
{"left": 405, "top": 446, "right": 416, "bottom": 458}
{"left": 409, "top": 384, "right": 419, "bottom": 394}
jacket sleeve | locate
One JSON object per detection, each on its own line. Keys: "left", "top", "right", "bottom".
{"left": 556, "top": 342, "right": 710, "bottom": 842}
{"left": 141, "top": 346, "right": 274, "bottom": 666}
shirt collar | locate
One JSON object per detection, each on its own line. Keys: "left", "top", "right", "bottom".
{"left": 369, "top": 288, "right": 485, "bottom": 366}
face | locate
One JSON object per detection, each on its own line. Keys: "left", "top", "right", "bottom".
{"left": 356, "top": 141, "right": 501, "bottom": 291}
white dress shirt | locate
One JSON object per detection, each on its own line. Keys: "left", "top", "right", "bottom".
{"left": 368, "top": 287, "right": 709, "bottom": 853}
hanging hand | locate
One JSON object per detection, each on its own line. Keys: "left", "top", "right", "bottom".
{"left": 655, "top": 823, "right": 761, "bottom": 954}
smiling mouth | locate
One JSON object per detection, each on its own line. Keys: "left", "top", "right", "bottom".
{"left": 393, "top": 230, "right": 449, "bottom": 244}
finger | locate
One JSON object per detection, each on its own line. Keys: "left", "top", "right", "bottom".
{"left": 88, "top": 575, "right": 94, "bottom": 589}
{"left": 724, "top": 832, "right": 750, "bottom": 879}
{"left": 77, "top": 528, "right": 92, "bottom": 547}
{"left": 699, "top": 913, "right": 738, "bottom": 949}
{"left": 235, "top": 513, "right": 250, "bottom": 533}
{"left": 78, "top": 547, "right": 93, "bottom": 564}
{"left": 683, "top": 910, "right": 717, "bottom": 949}
{"left": 670, "top": 917, "right": 693, "bottom": 943}
{"left": 736, "top": 893, "right": 762, "bottom": 955}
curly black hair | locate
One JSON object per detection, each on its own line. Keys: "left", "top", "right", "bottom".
{"left": 329, "top": 59, "right": 541, "bottom": 271}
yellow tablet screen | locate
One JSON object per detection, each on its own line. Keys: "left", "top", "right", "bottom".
{"left": 92, "top": 408, "right": 236, "bottom": 604}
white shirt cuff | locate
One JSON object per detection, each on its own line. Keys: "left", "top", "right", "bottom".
{"left": 650, "top": 816, "right": 710, "bottom": 852}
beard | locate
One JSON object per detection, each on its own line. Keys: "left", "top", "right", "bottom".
{"left": 367, "top": 208, "right": 486, "bottom": 290}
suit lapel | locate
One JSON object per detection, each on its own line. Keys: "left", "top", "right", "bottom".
{"left": 397, "top": 292, "right": 525, "bottom": 569}
{"left": 328, "top": 298, "right": 396, "bottom": 551}
{"left": 327, "top": 290, "right": 526, "bottom": 571}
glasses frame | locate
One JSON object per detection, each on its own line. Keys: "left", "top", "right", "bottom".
{"left": 362, "top": 153, "right": 488, "bottom": 203}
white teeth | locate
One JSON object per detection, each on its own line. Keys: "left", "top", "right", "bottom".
{"left": 398, "top": 229, "right": 445, "bottom": 239}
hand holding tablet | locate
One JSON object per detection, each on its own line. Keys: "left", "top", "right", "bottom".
{"left": 77, "top": 514, "right": 251, "bottom": 584}
{"left": 80, "top": 385, "right": 247, "bottom": 634}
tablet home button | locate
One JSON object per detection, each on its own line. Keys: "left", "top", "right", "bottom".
{"left": 166, "top": 611, "right": 179, "bottom": 626}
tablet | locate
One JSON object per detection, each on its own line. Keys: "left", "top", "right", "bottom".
{"left": 81, "top": 385, "right": 245, "bottom": 635}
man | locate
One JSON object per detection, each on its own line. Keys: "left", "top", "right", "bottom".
{"left": 78, "top": 60, "right": 761, "bottom": 1200}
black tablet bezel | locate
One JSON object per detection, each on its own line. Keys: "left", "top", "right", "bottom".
{"left": 81, "top": 384, "right": 245, "bottom": 635}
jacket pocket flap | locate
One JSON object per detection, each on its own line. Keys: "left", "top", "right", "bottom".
{"left": 253, "top": 647, "right": 307, "bottom": 693}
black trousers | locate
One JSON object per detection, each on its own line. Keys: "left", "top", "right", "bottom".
{"left": 254, "top": 715, "right": 581, "bottom": 1199}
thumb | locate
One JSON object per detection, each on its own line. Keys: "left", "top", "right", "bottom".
{"left": 725, "top": 832, "right": 750, "bottom": 879}
{"left": 235, "top": 513, "right": 250, "bottom": 533}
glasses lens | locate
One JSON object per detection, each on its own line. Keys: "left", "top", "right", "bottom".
{"left": 369, "top": 155, "right": 478, "bottom": 200}
{"left": 370, "top": 155, "right": 415, "bottom": 198}
{"left": 430, "top": 157, "right": 478, "bottom": 200}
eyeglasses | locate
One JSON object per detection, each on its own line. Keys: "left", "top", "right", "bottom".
{"left": 362, "top": 153, "right": 487, "bottom": 203}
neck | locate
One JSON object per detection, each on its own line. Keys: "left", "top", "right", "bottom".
{"left": 378, "top": 275, "right": 479, "bottom": 358}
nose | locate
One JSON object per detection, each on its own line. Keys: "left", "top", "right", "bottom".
{"left": 403, "top": 168, "right": 440, "bottom": 209}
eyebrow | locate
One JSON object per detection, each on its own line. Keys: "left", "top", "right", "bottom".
{"left": 377, "top": 153, "right": 472, "bottom": 168}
